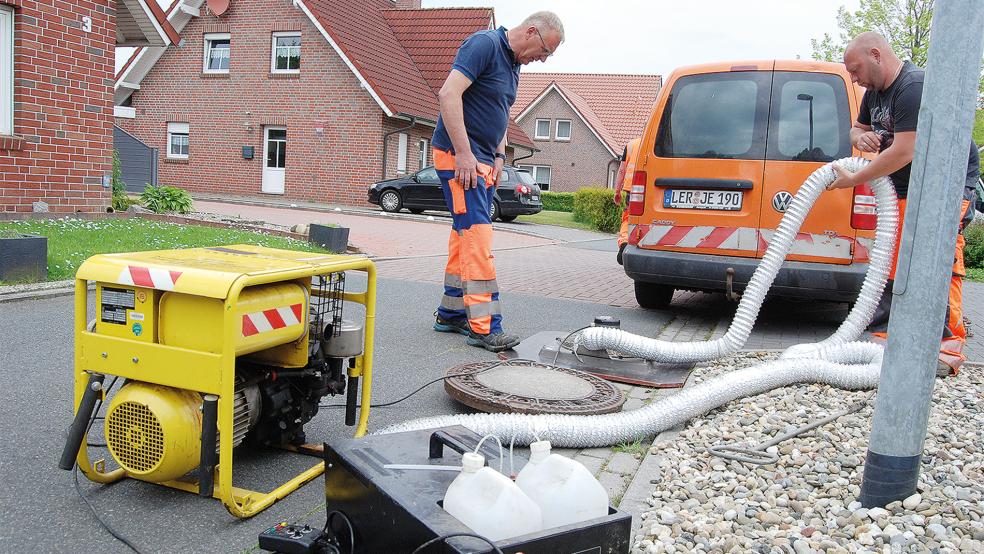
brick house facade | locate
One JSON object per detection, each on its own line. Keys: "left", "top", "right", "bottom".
{"left": 517, "top": 87, "right": 617, "bottom": 192}
{"left": 511, "top": 73, "right": 661, "bottom": 193}
{"left": 114, "top": 0, "right": 534, "bottom": 206}
{"left": 0, "top": 0, "right": 176, "bottom": 213}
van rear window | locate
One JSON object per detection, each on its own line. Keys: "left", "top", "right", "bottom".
{"left": 655, "top": 72, "right": 770, "bottom": 160}
{"left": 768, "top": 72, "right": 852, "bottom": 162}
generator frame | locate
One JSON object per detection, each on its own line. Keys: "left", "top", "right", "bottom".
{"left": 68, "top": 247, "right": 376, "bottom": 518}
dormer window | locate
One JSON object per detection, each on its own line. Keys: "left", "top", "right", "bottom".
{"left": 271, "top": 33, "right": 301, "bottom": 73}
{"left": 204, "top": 33, "right": 230, "bottom": 73}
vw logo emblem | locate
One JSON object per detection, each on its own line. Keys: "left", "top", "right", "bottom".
{"left": 772, "top": 191, "right": 793, "bottom": 213}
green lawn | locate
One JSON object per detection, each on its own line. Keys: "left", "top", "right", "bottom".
{"left": 515, "top": 210, "right": 600, "bottom": 232}
{"left": 0, "top": 218, "right": 328, "bottom": 282}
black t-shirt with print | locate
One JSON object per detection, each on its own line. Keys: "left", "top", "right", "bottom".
{"left": 858, "top": 61, "right": 980, "bottom": 199}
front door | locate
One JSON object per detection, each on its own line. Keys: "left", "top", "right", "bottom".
{"left": 262, "top": 127, "right": 286, "bottom": 194}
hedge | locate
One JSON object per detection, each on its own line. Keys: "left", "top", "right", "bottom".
{"left": 573, "top": 187, "right": 623, "bottom": 233}
{"left": 541, "top": 191, "right": 574, "bottom": 213}
{"left": 964, "top": 220, "right": 984, "bottom": 270}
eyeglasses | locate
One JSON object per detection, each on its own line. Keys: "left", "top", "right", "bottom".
{"left": 534, "top": 27, "right": 554, "bottom": 57}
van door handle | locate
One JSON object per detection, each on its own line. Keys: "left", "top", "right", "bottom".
{"left": 655, "top": 178, "right": 753, "bottom": 190}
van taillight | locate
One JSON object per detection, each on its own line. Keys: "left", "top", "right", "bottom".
{"left": 851, "top": 183, "right": 877, "bottom": 230}
{"left": 628, "top": 171, "right": 647, "bottom": 216}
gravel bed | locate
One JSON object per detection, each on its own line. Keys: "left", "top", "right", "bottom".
{"left": 635, "top": 352, "right": 983, "bottom": 554}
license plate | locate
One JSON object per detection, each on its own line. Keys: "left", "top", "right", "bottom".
{"left": 531, "top": 195, "right": 539, "bottom": 201}
{"left": 663, "top": 189, "right": 742, "bottom": 211}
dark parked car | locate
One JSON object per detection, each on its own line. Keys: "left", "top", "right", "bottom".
{"left": 368, "top": 165, "right": 543, "bottom": 222}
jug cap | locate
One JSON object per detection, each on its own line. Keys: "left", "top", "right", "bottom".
{"left": 461, "top": 452, "right": 485, "bottom": 472}
{"left": 529, "top": 440, "right": 552, "bottom": 455}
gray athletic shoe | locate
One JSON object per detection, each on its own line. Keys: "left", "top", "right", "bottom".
{"left": 467, "top": 331, "right": 521, "bottom": 352}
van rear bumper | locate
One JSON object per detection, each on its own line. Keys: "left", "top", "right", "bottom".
{"left": 623, "top": 246, "right": 866, "bottom": 302}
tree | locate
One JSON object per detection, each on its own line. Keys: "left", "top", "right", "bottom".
{"left": 810, "top": 0, "right": 982, "bottom": 108}
{"left": 810, "top": 0, "right": 934, "bottom": 64}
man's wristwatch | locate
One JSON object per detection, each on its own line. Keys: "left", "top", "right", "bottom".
{"left": 494, "top": 152, "right": 506, "bottom": 161}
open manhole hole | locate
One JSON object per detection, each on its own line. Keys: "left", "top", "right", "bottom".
{"left": 444, "top": 359, "right": 626, "bottom": 415}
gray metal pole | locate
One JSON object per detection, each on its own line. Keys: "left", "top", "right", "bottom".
{"left": 858, "top": 0, "right": 984, "bottom": 508}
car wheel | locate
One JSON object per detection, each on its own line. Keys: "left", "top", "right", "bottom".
{"left": 409, "top": 209, "right": 424, "bottom": 215}
{"left": 380, "top": 190, "right": 402, "bottom": 213}
{"left": 498, "top": 215, "right": 517, "bottom": 223}
{"left": 489, "top": 200, "right": 500, "bottom": 222}
{"left": 634, "top": 281, "right": 674, "bottom": 310}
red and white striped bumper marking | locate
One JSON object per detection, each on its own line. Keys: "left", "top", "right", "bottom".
{"left": 117, "top": 266, "right": 183, "bottom": 290}
{"left": 242, "top": 303, "right": 304, "bottom": 337}
{"left": 638, "top": 225, "right": 867, "bottom": 260}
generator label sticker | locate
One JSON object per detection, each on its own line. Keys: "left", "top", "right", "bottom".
{"left": 129, "top": 312, "right": 145, "bottom": 321}
{"left": 101, "top": 287, "right": 135, "bottom": 325}
{"left": 131, "top": 322, "right": 143, "bottom": 337}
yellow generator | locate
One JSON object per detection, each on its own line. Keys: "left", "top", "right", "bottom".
{"left": 58, "top": 244, "right": 376, "bottom": 517}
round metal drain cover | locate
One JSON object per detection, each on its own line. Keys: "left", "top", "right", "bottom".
{"left": 444, "top": 360, "right": 626, "bottom": 415}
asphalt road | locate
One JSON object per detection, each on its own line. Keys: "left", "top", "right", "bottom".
{"left": 0, "top": 275, "right": 669, "bottom": 553}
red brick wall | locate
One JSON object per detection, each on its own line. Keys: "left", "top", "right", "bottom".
{"left": 0, "top": 0, "right": 115, "bottom": 213}
{"left": 117, "top": 0, "right": 431, "bottom": 207}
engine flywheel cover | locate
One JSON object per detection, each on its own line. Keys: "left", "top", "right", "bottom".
{"left": 444, "top": 360, "right": 626, "bottom": 415}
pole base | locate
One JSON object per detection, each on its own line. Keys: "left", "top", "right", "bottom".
{"left": 858, "top": 450, "right": 921, "bottom": 508}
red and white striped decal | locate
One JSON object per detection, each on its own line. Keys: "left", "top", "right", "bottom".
{"left": 117, "top": 266, "right": 183, "bottom": 290}
{"left": 242, "top": 303, "right": 304, "bottom": 337}
{"left": 638, "top": 225, "right": 870, "bottom": 261}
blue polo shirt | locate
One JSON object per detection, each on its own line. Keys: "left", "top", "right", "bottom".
{"left": 432, "top": 27, "right": 520, "bottom": 166}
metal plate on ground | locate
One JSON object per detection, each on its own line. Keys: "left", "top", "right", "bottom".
{"left": 444, "top": 359, "right": 626, "bottom": 415}
{"left": 500, "top": 331, "right": 694, "bottom": 389}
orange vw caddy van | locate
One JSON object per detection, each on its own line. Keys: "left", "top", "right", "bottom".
{"left": 623, "top": 60, "right": 875, "bottom": 308}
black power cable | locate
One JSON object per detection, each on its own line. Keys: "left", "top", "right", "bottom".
{"left": 319, "top": 359, "right": 537, "bottom": 410}
{"left": 323, "top": 510, "right": 356, "bottom": 553}
{"left": 72, "top": 377, "right": 145, "bottom": 554}
{"left": 410, "top": 532, "right": 504, "bottom": 554}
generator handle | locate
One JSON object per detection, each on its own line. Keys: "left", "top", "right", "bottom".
{"left": 199, "top": 394, "right": 218, "bottom": 497}
{"left": 429, "top": 430, "right": 482, "bottom": 462}
{"left": 59, "top": 373, "right": 105, "bottom": 471}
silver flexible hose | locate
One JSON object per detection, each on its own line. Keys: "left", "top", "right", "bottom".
{"left": 378, "top": 158, "right": 898, "bottom": 447}
{"left": 575, "top": 158, "right": 897, "bottom": 362}
{"left": 379, "top": 355, "right": 881, "bottom": 447}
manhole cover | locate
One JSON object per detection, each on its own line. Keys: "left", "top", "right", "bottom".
{"left": 444, "top": 360, "right": 626, "bottom": 415}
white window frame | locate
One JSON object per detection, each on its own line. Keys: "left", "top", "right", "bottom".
{"left": 270, "top": 32, "right": 301, "bottom": 74}
{"left": 418, "top": 138, "right": 428, "bottom": 170}
{"left": 534, "top": 119, "right": 550, "bottom": 140}
{"left": 203, "top": 33, "right": 230, "bottom": 74}
{"left": 167, "top": 122, "right": 189, "bottom": 159}
{"left": 608, "top": 168, "right": 616, "bottom": 187}
{"left": 555, "top": 119, "right": 572, "bottom": 141}
{"left": 518, "top": 164, "right": 551, "bottom": 191}
{"left": 397, "top": 132, "right": 408, "bottom": 173}
{"left": 0, "top": 6, "right": 12, "bottom": 136}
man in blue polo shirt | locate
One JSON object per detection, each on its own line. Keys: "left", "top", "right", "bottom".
{"left": 431, "top": 11, "right": 564, "bottom": 352}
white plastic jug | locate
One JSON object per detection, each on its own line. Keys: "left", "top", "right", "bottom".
{"left": 443, "top": 452, "right": 543, "bottom": 541}
{"left": 515, "top": 440, "right": 610, "bottom": 529}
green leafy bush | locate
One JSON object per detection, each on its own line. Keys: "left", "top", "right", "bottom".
{"left": 112, "top": 193, "right": 136, "bottom": 212}
{"left": 541, "top": 191, "right": 575, "bottom": 213}
{"left": 140, "top": 185, "right": 193, "bottom": 214}
{"left": 111, "top": 149, "right": 126, "bottom": 195}
{"left": 963, "top": 221, "right": 984, "bottom": 270}
{"left": 573, "top": 187, "right": 623, "bottom": 233}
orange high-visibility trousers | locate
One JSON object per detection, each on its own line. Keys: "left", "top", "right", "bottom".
{"left": 883, "top": 197, "right": 972, "bottom": 373}
{"left": 433, "top": 148, "right": 503, "bottom": 335}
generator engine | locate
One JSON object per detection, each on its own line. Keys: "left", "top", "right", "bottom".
{"left": 62, "top": 245, "right": 377, "bottom": 517}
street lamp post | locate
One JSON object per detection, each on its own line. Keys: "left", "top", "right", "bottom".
{"left": 797, "top": 93, "right": 814, "bottom": 152}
